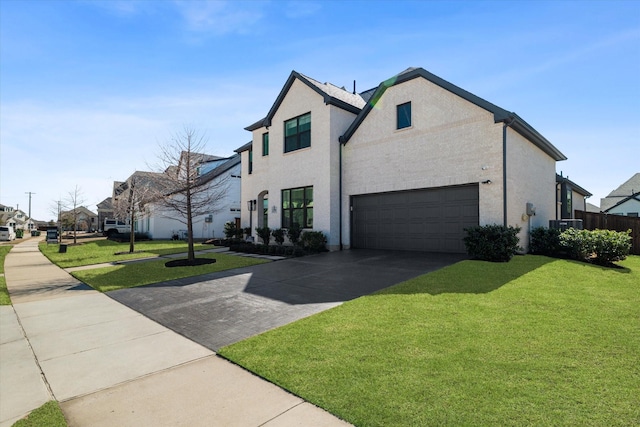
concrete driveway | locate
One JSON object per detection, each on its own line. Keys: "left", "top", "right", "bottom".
{"left": 109, "top": 249, "right": 466, "bottom": 351}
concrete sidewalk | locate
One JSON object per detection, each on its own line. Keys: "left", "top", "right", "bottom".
{"left": 1, "top": 238, "right": 350, "bottom": 426}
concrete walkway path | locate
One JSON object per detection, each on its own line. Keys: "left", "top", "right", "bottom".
{"left": 0, "top": 238, "right": 350, "bottom": 427}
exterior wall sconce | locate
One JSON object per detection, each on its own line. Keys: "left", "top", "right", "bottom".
{"left": 482, "top": 180, "right": 492, "bottom": 184}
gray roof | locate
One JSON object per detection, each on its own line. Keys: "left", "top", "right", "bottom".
{"left": 603, "top": 192, "right": 640, "bottom": 213}
{"left": 245, "top": 71, "right": 365, "bottom": 131}
{"left": 600, "top": 173, "right": 640, "bottom": 211}
{"left": 339, "top": 67, "right": 567, "bottom": 162}
{"left": 556, "top": 174, "right": 592, "bottom": 197}
{"left": 196, "top": 154, "right": 241, "bottom": 186}
{"left": 234, "top": 141, "right": 253, "bottom": 153}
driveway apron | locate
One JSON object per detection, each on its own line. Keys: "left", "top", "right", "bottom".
{"left": 109, "top": 249, "right": 466, "bottom": 351}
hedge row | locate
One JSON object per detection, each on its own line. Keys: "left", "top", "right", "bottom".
{"left": 531, "top": 227, "right": 632, "bottom": 265}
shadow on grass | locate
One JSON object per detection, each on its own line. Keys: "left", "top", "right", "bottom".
{"left": 375, "top": 255, "right": 557, "bottom": 295}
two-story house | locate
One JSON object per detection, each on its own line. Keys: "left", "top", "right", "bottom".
{"left": 238, "top": 67, "right": 567, "bottom": 253}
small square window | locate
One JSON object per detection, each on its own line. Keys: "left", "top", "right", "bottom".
{"left": 397, "top": 102, "right": 411, "bottom": 129}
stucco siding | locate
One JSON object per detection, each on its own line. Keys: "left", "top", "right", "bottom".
{"left": 608, "top": 199, "right": 640, "bottom": 216}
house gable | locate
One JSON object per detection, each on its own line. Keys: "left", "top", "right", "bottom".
{"left": 340, "top": 67, "right": 566, "bottom": 162}
{"left": 245, "top": 71, "right": 364, "bottom": 131}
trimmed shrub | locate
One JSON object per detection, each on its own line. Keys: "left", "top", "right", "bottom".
{"left": 271, "top": 228, "right": 285, "bottom": 245}
{"left": 223, "top": 221, "right": 238, "bottom": 239}
{"left": 530, "top": 227, "right": 562, "bottom": 256}
{"left": 560, "top": 228, "right": 631, "bottom": 265}
{"left": 286, "top": 225, "right": 303, "bottom": 246}
{"left": 300, "top": 231, "right": 328, "bottom": 253}
{"left": 559, "top": 228, "right": 593, "bottom": 261}
{"left": 255, "top": 226, "right": 271, "bottom": 245}
{"left": 463, "top": 224, "right": 521, "bottom": 262}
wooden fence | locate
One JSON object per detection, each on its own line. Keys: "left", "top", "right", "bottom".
{"left": 574, "top": 210, "right": 640, "bottom": 255}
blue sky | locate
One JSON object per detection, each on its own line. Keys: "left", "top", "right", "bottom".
{"left": 1, "top": 0, "right": 638, "bottom": 221}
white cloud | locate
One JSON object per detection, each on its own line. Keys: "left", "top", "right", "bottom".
{"left": 173, "top": 0, "right": 266, "bottom": 35}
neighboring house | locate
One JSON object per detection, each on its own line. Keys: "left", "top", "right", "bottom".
{"left": 556, "top": 173, "right": 592, "bottom": 219}
{"left": 238, "top": 67, "right": 567, "bottom": 253}
{"left": 96, "top": 197, "right": 114, "bottom": 231}
{"left": 122, "top": 155, "right": 242, "bottom": 239}
{"left": 586, "top": 202, "right": 600, "bottom": 213}
{"left": 60, "top": 206, "right": 98, "bottom": 231}
{"left": 0, "top": 205, "right": 37, "bottom": 231}
{"left": 600, "top": 173, "right": 640, "bottom": 216}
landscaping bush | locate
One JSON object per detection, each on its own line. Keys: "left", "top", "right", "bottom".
{"left": 286, "top": 225, "right": 302, "bottom": 246}
{"left": 530, "top": 227, "right": 562, "bottom": 256}
{"left": 223, "top": 221, "right": 238, "bottom": 239}
{"left": 271, "top": 228, "right": 285, "bottom": 245}
{"left": 300, "top": 231, "right": 328, "bottom": 253}
{"left": 560, "top": 228, "right": 631, "bottom": 265}
{"left": 559, "top": 228, "right": 593, "bottom": 261}
{"left": 463, "top": 224, "right": 521, "bottom": 262}
{"left": 255, "top": 226, "right": 271, "bottom": 245}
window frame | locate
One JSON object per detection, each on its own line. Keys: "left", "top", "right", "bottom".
{"left": 281, "top": 186, "right": 313, "bottom": 229}
{"left": 262, "top": 132, "right": 269, "bottom": 156}
{"left": 284, "top": 112, "right": 311, "bottom": 153}
{"left": 248, "top": 147, "right": 253, "bottom": 174}
{"left": 396, "top": 102, "right": 412, "bottom": 129}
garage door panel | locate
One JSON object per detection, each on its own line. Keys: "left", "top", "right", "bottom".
{"left": 352, "top": 185, "right": 479, "bottom": 253}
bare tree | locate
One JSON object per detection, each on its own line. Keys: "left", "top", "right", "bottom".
{"left": 151, "top": 127, "right": 229, "bottom": 263}
{"left": 113, "top": 174, "right": 155, "bottom": 253}
{"left": 64, "top": 185, "right": 85, "bottom": 245}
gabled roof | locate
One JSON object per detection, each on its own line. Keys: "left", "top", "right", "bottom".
{"left": 603, "top": 192, "right": 640, "bottom": 213}
{"left": 556, "top": 174, "right": 592, "bottom": 197}
{"left": 245, "top": 71, "right": 365, "bottom": 131}
{"left": 234, "top": 141, "right": 253, "bottom": 153}
{"left": 339, "top": 67, "right": 567, "bottom": 162}
{"left": 96, "top": 197, "right": 113, "bottom": 210}
{"left": 605, "top": 173, "right": 640, "bottom": 198}
{"left": 196, "top": 154, "right": 241, "bottom": 186}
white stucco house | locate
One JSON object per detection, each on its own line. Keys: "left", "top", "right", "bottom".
{"left": 600, "top": 173, "right": 640, "bottom": 217}
{"left": 121, "top": 155, "right": 242, "bottom": 239}
{"left": 237, "top": 67, "right": 567, "bottom": 253}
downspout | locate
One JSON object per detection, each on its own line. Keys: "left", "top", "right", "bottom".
{"left": 502, "top": 120, "right": 510, "bottom": 227}
{"left": 339, "top": 140, "right": 343, "bottom": 250}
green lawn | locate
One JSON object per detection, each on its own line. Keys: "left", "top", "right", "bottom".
{"left": 72, "top": 252, "right": 268, "bottom": 292}
{"left": 219, "top": 255, "right": 640, "bottom": 426}
{"left": 0, "top": 245, "right": 12, "bottom": 305}
{"left": 12, "top": 401, "right": 66, "bottom": 427}
{"left": 40, "top": 239, "right": 211, "bottom": 268}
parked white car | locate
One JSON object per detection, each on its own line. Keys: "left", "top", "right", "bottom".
{"left": 0, "top": 226, "right": 16, "bottom": 241}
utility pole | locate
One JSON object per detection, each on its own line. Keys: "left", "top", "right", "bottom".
{"left": 25, "top": 191, "right": 36, "bottom": 230}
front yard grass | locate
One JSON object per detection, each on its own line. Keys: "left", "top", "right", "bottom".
{"left": 71, "top": 253, "right": 268, "bottom": 292}
{"left": 219, "top": 255, "right": 640, "bottom": 426}
{"left": 0, "top": 245, "right": 12, "bottom": 305}
{"left": 40, "top": 239, "right": 210, "bottom": 268}
{"left": 12, "top": 401, "right": 66, "bottom": 427}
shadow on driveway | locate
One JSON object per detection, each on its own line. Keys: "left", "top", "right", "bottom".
{"left": 108, "top": 249, "right": 466, "bottom": 351}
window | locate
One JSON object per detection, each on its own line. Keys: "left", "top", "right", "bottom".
{"left": 281, "top": 186, "right": 313, "bottom": 228}
{"left": 263, "top": 196, "right": 269, "bottom": 227}
{"left": 262, "top": 132, "right": 269, "bottom": 156}
{"left": 397, "top": 102, "right": 411, "bottom": 129}
{"left": 628, "top": 212, "right": 639, "bottom": 217}
{"left": 284, "top": 113, "right": 311, "bottom": 153}
{"left": 248, "top": 147, "right": 253, "bottom": 174}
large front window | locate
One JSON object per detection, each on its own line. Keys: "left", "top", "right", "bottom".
{"left": 284, "top": 113, "right": 311, "bottom": 153}
{"left": 281, "top": 186, "right": 313, "bottom": 228}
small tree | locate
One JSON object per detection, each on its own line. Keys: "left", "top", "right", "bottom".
{"left": 272, "top": 228, "right": 285, "bottom": 245}
{"left": 113, "top": 174, "right": 154, "bottom": 253}
{"left": 223, "top": 221, "right": 238, "bottom": 239}
{"left": 151, "top": 127, "right": 229, "bottom": 263}
{"left": 256, "top": 226, "right": 271, "bottom": 245}
{"left": 64, "top": 185, "right": 85, "bottom": 245}
{"left": 286, "top": 225, "right": 302, "bottom": 246}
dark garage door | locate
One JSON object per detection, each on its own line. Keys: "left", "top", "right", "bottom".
{"left": 351, "top": 184, "right": 479, "bottom": 253}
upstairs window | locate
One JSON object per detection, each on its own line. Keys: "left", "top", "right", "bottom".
{"left": 262, "top": 132, "right": 269, "bottom": 156}
{"left": 248, "top": 147, "right": 253, "bottom": 174}
{"left": 397, "top": 102, "right": 411, "bottom": 129}
{"left": 284, "top": 113, "right": 311, "bottom": 153}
